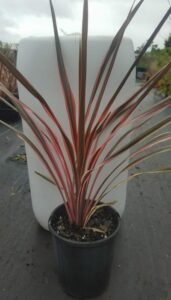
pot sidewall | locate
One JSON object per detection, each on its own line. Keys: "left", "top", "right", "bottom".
{"left": 48, "top": 204, "right": 120, "bottom": 298}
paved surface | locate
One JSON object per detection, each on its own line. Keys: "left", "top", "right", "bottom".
{"left": 0, "top": 91, "right": 171, "bottom": 300}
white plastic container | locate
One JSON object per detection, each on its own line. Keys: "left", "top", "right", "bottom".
{"left": 17, "top": 36, "right": 135, "bottom": 230}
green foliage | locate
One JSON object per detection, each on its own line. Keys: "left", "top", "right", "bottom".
{"left": 156, "top": 47, "right": 171, "bottom": 96}
{"left": 164, "top": 34, "right": 171, "bottom": 48}
{"left": 136, "top": 36, "right": 171, "bottom": 96}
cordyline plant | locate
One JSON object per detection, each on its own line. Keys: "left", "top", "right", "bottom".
{"left": 0, "top": 0, "right": 171, "bottom": 227}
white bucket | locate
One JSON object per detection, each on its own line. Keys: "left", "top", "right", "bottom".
{"left": 17, "top": 36, "right": 135, "bottom": 230}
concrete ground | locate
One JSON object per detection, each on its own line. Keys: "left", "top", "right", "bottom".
{"left": 0, "top": 91, "right": 171, "bottom": 300}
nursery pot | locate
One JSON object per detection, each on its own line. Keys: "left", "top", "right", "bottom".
{"left": 48, "top": 204, "right": 120, "bottom": 298}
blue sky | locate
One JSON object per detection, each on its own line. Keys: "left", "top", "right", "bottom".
{"left": 0, "top": 0, "right": 170, "bottom": 49}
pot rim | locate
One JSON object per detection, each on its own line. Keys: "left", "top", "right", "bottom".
{"left": 48, "top": 204, "right": 121, "bottom": 248}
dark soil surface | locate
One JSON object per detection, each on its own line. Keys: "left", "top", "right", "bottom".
{"left": 51, "top": 205, "right": 120, "bottom": 242}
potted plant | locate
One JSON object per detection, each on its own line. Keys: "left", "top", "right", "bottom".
{"left": 0, "top": 0, "right": 171, "bottom": 298}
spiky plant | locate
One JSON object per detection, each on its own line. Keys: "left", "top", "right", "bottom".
{"left": 0, "top": 0, "right": 171, "bottom": 227}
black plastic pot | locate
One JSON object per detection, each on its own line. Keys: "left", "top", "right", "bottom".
{"left": 48, "top": 204, "right": 120, "bottom": 299}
